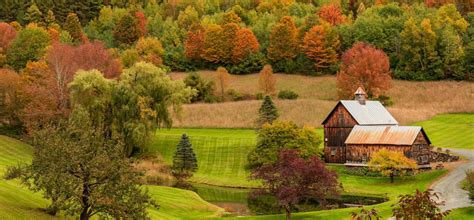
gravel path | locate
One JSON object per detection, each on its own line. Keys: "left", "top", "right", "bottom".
{"left": 430, "top": 148, "right": 474, "bottom": 211}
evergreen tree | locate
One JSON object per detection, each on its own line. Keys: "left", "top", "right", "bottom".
{"left": 63, "top": 13, "right": 83, "bottom": 44}
{"left": 44, "top": 10, "right": 57, "bottom": 28}
{"left": 256, "top": 96, "right": 279, "bottom": 128}
{"left": 25, "top": 3, "right": 43, "bottom": 25}
{"left": 172, "top": 134, "right": 198, "bottom": 185}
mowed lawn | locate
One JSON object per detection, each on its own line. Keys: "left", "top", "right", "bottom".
{"left": 0, "top": 135, "right": 222, "bottom": 219}
{"left": 413, "top": 114, "right": 474, "bottom": 149}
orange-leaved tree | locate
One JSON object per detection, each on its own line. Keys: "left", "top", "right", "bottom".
{"left": 318, "top": 4, "right": 347, "bottom": 26}
{"left": 368, "top": 149, "right": 417, "bottom": 183}
{"left": 267, "top": 16, "right": 299, "bottom": 62}
{"left": 221, "top": 23, "right": 240, "bottom": 64}
{"left": 336, "top": 42, "right": 391, "bottom": 99}
{"left": 215, "top": 67, "right": 230, "bottom": 100}
{"left": 258, "top": 64, "right": 276, "bottom": 95}
{"left": 232, "top": 28, "right": 260, "bottom": 64}
{"left": 302, "top": 23, "right": 340, "bottom": 72}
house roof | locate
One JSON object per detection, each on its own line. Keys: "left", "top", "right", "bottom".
{"left": 322, "top": 101, "right": 399, "bottom": 125}
{"left": 345, "top": 125, "right": 431, "bottom": 145}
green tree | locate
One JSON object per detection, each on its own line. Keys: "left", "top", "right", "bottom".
{"left": 113, "top": 13, "right": 141, "bottom": 45}
{"left": 177, "top": 5, "right": 199, "bottom": 30}
{"left": 184, "top": 73, "right": 215, "bottom": 103}
{"left": 7, "top": 26, "right": 51, "bottom": 70}
{"left": 397, "top": 18, "right": 442, "bottom": 80}
{"left": 63, "top": 13, "right": 84, "bottom": 43}
{"left": 439, "top": 25, "right": 465, "bottom": 79}
{"left": 247, "top": 121, "right": 321, "bottom": 170}
{"left": 256, "top": 95, "right": 278, "bottom": 128}
{"left": 172, "top": 134, "right": 198, "bottom": 186}
{"left": 5, "top": 111, "right": 156, "bottom": 219}
{"left": 24, "top": 3, "right": 43, "bottom": 25}
{"left": 44, "top": 10, "right": 58, "bottom": 28}
{"left": 68, "top": 63, "right": 195, "bottom": 156}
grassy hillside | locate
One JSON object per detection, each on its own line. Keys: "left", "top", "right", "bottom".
{"left": 0, "top": 135, "right": 223, "bottom": 219}
{"left": 413, "top": 114, "right": 474, "bottom": 149}
{"left": 170, "top": 72, "right": 474, "bottom": 128}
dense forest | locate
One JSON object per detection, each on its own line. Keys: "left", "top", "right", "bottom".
{"left": 0, "top": 0, "right": 473, "bottom": 80}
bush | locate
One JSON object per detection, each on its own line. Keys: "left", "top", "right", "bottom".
{"left": 342, "top": 167, "right": 382, "bottom": 177}
{"left": 466, "top": 170, "right": 474, "bottom": 201}
{"left": 227, "top": 52, "right": 267, "bottom": 75}
{"left": 375, "top": 95, "right": 393, "bottom": 106}
{"left": 278, "top": 90, "right": 299, "bottom": 100}
{"left": 226, "top": 89, "right": 253, "bottom": 101}
{"left": 184, "top": 72, "right": 215, "bottom": 103}
{"left": 256, "top": 92, "right": 264, "bottom": 100}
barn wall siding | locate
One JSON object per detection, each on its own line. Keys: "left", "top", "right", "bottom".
{"left": 324, "top": 104, "right": 358, "bottom": 163}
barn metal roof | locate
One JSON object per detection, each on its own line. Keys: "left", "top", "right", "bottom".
{"left": 340, "top": 100, "right": 398, "bottom": 125}
{"left": 345, "top": 125, "right": 430, "bottom": 145}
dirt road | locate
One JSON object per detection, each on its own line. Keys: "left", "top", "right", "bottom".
{"left": 431, "top": 148, "right": 474, "bottom": 211}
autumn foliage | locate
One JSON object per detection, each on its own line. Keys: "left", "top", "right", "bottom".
{"left": 303, "top": 24, "right": 340, "bottom": 71}
{"left": 232, "top": 28, "right": 260, "bottom": 63}
{"left": 258, "top": 64, "right": 276, "bottom": 95}
{"left": 318, "top": 4, "right": 347, "bottom": 26}
{"left": 267, "top": 16, "right": 299, "bottom": 62}
{"left": 251, "top": 149, "right": 339, "bottom": 220}
{"left": 184, "top": 23, "right": 205, "bottom": 61}
{"left": 368, "top": 149, "right": 417, "bottom": 183}
{"left": 215, "top": 67, "right": 230, "bottom": 100}
{"left": 0, "top": 22, "right": 17, "bottom": 50}
{"left": 337, "top": 42, "right": 392, "bottom": 99}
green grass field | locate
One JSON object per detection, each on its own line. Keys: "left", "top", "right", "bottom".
{"left": 0, "top": 135, "right": 222, "bottom": 219}
{"left": 413, "top": 114, "right": 474, "bottom": 149}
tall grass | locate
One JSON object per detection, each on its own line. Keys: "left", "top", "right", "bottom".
{"left": 171, "top": 72, "right": 473, "bottom": 128}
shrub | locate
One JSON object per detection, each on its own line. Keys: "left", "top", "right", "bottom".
{"left": 226, "top": 89, "right": 252, "bottom": 101}
{"left": 278, "top": 90, "right": 299, "bottom": 100}
{"left": 466, "top": 170, "right": 474, "bottom": 201}
{"left": 184, "top": 72, "right": 215, "bottom": 103}
{"left": 256, "top": 92, "right": 264, "bottom": 100}
{"left": 227, "top": 52, "right": 267, "bottom": 74}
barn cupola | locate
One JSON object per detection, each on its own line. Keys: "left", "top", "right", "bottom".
{"left": 354, "top": 87, "right": 367, "bottom": 105}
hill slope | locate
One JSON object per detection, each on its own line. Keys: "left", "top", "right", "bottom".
{"left": 170, "top": 72, "right": 474, "bottom": 128}
{"left": 0, "top": 135, "right": 223, "bottom": 219}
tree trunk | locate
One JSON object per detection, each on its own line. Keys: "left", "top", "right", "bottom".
{"left": 390, "top": 173, "right": 394, "bottom": 183}
{"left": 80, "top": 181, "right": 91, "bottom": 220}
{"left": 284, "top": 205, "right": 291, "bottom": 220}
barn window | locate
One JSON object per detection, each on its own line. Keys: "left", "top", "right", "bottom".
{"left": 421, "top": 155, "right": 429, "bottom": 163}
{"left": 331, "top": 149, "right": 336, "bottom": 156}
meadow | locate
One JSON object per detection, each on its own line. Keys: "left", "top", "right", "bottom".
{"left": 0, "top": 135, "right": 223, "bottom": 219}
{"left": 170, "top": 72, "right": 474, "bottom": 128}
{"left": 0, "top": 114, "right": 472, "bottom": 219}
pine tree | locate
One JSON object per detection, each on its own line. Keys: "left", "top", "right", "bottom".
{"left": 256, "top": 96, "right": 279, "bottom": 128}
{"left": 172, "top": 134, "right": 198, "bottom": 185}
{"left": 25, "top": 3, "right": 43, "bottom": 25}
{"left": 44, "top": 10, "right": 58, "bottom": 28}
{"left": 63, "top": 13, "right": 83, "bottom": 44}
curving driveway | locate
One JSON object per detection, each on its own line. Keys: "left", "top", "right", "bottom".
{"left": 430, "top": 148, "right": 474, "bottom": 211}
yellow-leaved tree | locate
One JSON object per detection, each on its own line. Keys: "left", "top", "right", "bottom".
{"left": 368, "top": 149, "right": 417, "bottom": 183}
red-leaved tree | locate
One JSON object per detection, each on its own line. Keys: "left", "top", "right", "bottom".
{"left": 318, "top": 4, "right": 347, "bottom": 26}
{"left": 184, "top": 23, "right": 205, "bottom": 61}
{"left": 336, "top": 42, "right": 392, "bottom": 99}
{"left": 251, "top": 149, "right": 339, "bottom": 220}
{"left": 0, "top": 22, "right": 17, "bottom": 50}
